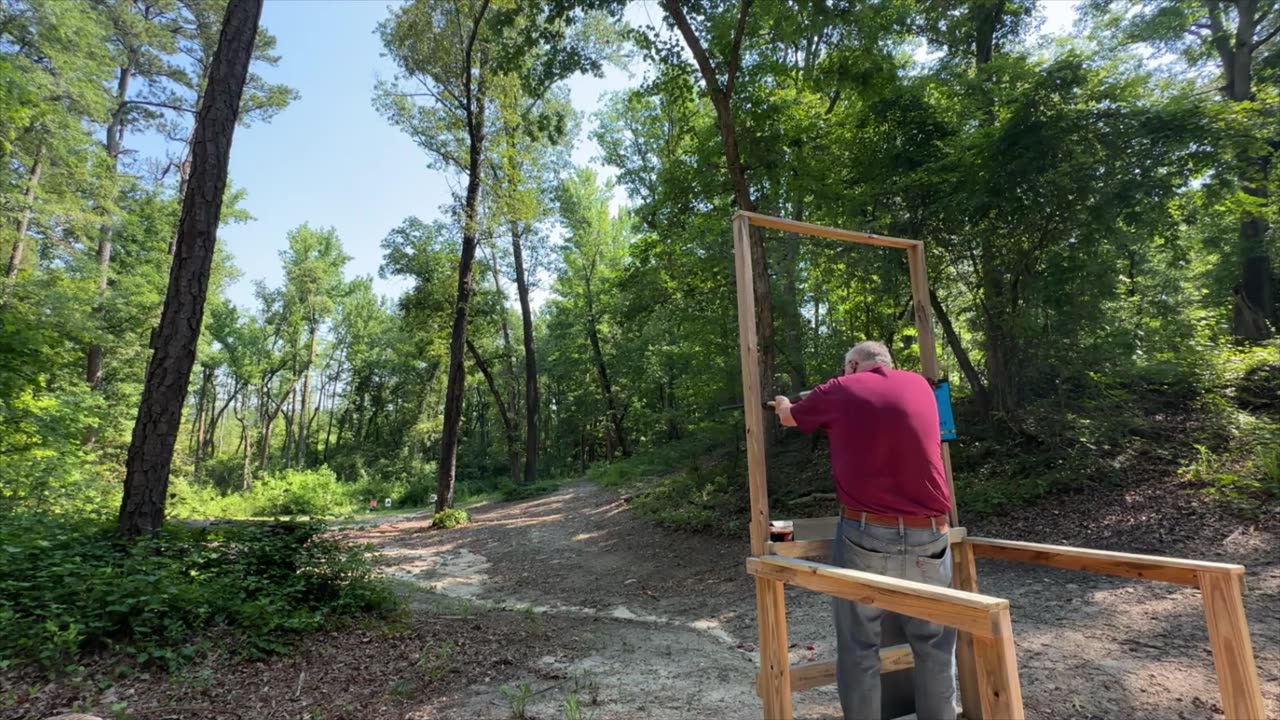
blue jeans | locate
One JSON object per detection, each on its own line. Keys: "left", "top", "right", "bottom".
{"left": 832, "top": 517, "right": 957, "bottom": 720}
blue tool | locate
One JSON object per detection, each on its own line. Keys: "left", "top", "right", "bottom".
{"left": 934, "top": 379, "right": 956, "bottom": 441}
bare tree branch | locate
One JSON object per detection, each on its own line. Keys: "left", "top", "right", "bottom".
{"left": 725, "top": 0, "right": 754, "bottom": 98}
{"left": 123, "top": 99, "right": 196, "bottom": 115}
{"left": 661, "top": 0, "right": 724, "bottom": 96}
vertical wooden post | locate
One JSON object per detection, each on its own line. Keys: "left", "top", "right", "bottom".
{"left": 1199, "top": 571, "right": 1265, "bottom": 719}
{"left": 734, "top": 212, "right": 793, "bottom": 720}
{"left": 972, "top": 609, "right": 1025, "bottom": 720}
{"left": 908, "top": 242, "right": 983, "bottom": 717}
{"left": 954, "top": 537, "right": 984, "bottom": 720}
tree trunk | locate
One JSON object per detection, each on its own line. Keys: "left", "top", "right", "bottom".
{"left": 297, "top": 319, "right": 317, "bottom": 467}
{"left": 929, "top": 288, "right": 990, "bottom": 412}
{"left": 85, "top": 59, "right": 138, "bottom": 447}
{"left": 119, "top": 0, "right": 263, "bottom": 537}
{"left": 3, "top": 148, "right": 43, "bottom": 293}
{"left": 236, "top": 395, "right": 252, "bottom": 490}
{"left": 510, "top": 222, "right": 539, "bottom": 485}
{"left": 467, "top": 338, "right": 519, "bottom": 486}
{"left": 662, "top": 0, "right": 776, "bottom": 403}
{"left": 583, "top": 277, "right": 628, "bottom": 457}
{"left": 436, "top": 75, "right": 487, "bottom": 513}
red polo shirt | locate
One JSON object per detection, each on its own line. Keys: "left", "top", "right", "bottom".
{"left": 789, "top": 365, "right": 949, "bottom": 517}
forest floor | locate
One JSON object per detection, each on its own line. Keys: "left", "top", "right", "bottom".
{"left": 15, "top": 478, "right": 1279, "bottom": 720}
{"left": 343, "top": 478, "right": 1280, "bottom": 720}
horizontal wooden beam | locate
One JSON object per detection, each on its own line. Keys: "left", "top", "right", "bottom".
{"left": 754, "top": 645, "right": 913, "bottom": 697}
{"left": 734, "top": 211, "right": 921, "bottom": 250}
{"left": 746, "top": 556, "right": 1008, "bottom": 637}
{"left": 966, "top": 537, "right": 1245, "bottom": 588}
{"left": 767, "top": 527, "right": 967, "bottom": 559}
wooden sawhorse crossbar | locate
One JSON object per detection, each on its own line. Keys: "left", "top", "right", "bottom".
{"left": 731, "top": 211, "right": 1267, "bottom": 719}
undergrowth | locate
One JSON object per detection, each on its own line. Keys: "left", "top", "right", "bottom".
{"left": 0, "top": 516, "right": 396, "bottom": 674}
{"left": 588, "top": 347, "right": 1280, "bottom": 531}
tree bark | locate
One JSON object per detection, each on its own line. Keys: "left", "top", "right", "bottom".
{"left": 119, "top": 0, "right": 263, "bottom": 537}
{"left": 467, "top": 338, "right": 519, "bottom": 486}
{"left": 3, "top": 148, "right": 43, "bottom": 293}
{"left": 662, "top": 0, "right": 776, "bottom": 401}
{"left": 296, "top": 318, "right": 318, "bottom": 467}
{"left": 584, "top": 276, "right": 628, "bottom": 457}
{"left": 511, "top": 221, "right": 539, "bottom": 486}
{"left": 435, "top": 4, "right": 491, "bottom": 513}
{"left": 86, "top": 57, "right": 138, "bottom": 446}
{"left": 1208, "top": 0, "right": 1273, "bottom": 338}
{"left": 929, "top": 288, "right": 990, "bottom": 413}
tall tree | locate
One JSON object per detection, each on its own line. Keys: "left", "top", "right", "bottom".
{"left": 119, "top": 0, "right": 263, "bottom": 537}
{"left": 376, "top": 0, "right": 612, "bottom": 509}
{"left": 1083, "top": 0, "right": 1280, "bottom": 339}
{"left": 375, "top": 0, "right": 496, "bottom": 513}
{"left": 657, "top": 0, "right": 778, "bottom": 400}
{"left": 280, "top": 224, "right": 349, "bottom": 467}
{"left": 556, "top": 168, "right": 631, "bottom": 458}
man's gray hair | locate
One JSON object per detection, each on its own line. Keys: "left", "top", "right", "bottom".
{"left": 845, "top": 341, "right": 894, "bottom": 370}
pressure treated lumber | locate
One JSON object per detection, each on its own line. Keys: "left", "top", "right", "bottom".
{"left": 735, "top": 212, "right": 793, "bottom": 720}
{"left": 953, "top": 540, "right": 985, "bottom": 720}
{"left": 767, "top": 527, "right": 967, "bottom": 559}
{"left": 972, "top": 610, "right": 1025, "bottom": 720}
{"left": 753, "top": 645, "right": 914, "bottom": 697}
{"left": 734, "top": 213, "right": 771, "bottom": 558}
{"left": 746, "top": 556, "right": 1008, "bottom": 638}
{"left": 1199, "top": 571, "right": 1266, "bottom": 719}
{"left": 734, "top": 211, "right": 920, "bottom": 250}
{"left": 756, "top": 577, "right": 794, "bottom": 719}
{"left": 967, "top": 537, "right": 1244, "bottom": 587}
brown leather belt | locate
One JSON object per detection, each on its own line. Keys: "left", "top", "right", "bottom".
{"left": 841, "top": 506, "right": 949, "bottom": 532}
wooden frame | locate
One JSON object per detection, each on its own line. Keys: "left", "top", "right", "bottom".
{"left": 731, "top": 211, "right": 1265, "bottom": 720}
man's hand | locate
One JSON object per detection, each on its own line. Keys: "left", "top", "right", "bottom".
{"left": 771, "top": 395, "right": 798, "bottom": 427}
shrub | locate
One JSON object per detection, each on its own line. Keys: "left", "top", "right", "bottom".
{"left": 432, "top": 508, "right": 469, "bottom": 529}
{"left": 0, "top": 515, "right": 396, "bottom": 672}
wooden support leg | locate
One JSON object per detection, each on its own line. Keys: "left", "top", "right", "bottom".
{"left": 1199, "top": 571, "right": 1266, "bottom": 719}
{"left": 971, "top": 610, "right": 1024, "bottom": 720}
{"left": 756, "top": 577, "right": 793, "bottom": 720}
{"left": 953, "top": 541, "right": 983, "bottom": 720}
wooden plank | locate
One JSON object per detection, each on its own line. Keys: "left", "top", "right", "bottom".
{"left": 756, "top": 577, "right": 794, "bottom": 720}
{"left": 1199, "top": 571, "right": 1266, "bottom": 719}
{"left": 746, "top": 556, "right": 1007, "bottom": 638}
{"left": 733, "top": 213, "right": 770, "bottom": 558}
{"left": 905, "top": 243, "right": 956, "bottom": 527}
{"left": 953, "top": 542, "right": 984, "bottom": 720}
{"left": 736, "top": 210, "right": 920, "bottom": 250}
{"left": 767, "top": 527, "right": 967, "bottom": 559}
{"left": 754, "top": 645, "right": 915, "bottom": 697}
{"left": 972, "top": 610, "right": 1025, "bottom": 720}
{"left": 967, "top": 537, "right": 1244, "bottom": 587}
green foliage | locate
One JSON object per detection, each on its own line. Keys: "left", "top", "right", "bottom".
{"left": 171, "top": 468, "right": 357, "bottom": 519}
{"left": 431, "top": 508, "right": 470, "bottom": 530}
{"left": 0, "top": 516, "right": 396, "bottom": 673}
{"left": 500, "top": 682, "right": 534, "bottom": 720}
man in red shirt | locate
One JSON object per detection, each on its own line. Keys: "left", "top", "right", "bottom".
{"left": 773, "top": 341, "right": 956, "bottom": 720}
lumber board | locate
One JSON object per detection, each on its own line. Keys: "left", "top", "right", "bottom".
{"left": 1199, "top": 571, "right": 1266, "bottom": 719}
{"left": 756, "top": 577, "right": 794, "bottom": 720}
{"left": 766, "top": 527, "right": 967, "bottom": 559}
{"left": 972, "top": 610, "right": 1025, "bottom": 719}
{"left": 967, "top": 537, "right": 1244, "bottom": 587}
{"left": 953, "top": 542, "right": 984, "bottom": 720}
{"left": 735, "top": 211, "right": 920, "bottom": 250}
{"left": 733, "top": 213, "right": 771, "bottom": 558}
{"left": 746, "top": 556, "right": 1007, "bottom": 638}
{"left": 753, "top": 645, "right": 914, "bottom": 697}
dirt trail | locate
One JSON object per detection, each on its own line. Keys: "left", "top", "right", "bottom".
{"left": 357, "top": 483, "right": 1280, "bottom": 720}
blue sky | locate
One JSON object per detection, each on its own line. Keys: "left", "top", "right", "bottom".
{"left": 189, "top": 0, "right": 1078, "bottom": 310}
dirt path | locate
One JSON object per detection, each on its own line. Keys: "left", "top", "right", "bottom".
{"left": 354, "top": 483, "right": 1280, "bottom": 720}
